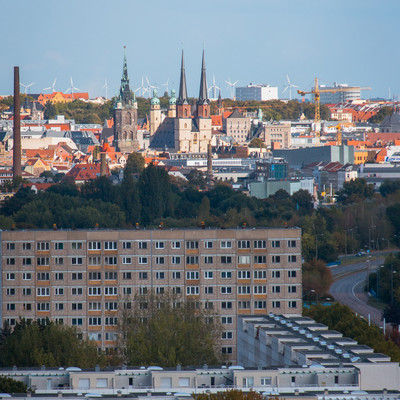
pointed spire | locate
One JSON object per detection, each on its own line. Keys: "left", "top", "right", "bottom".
{"left": 119, "top": 46, "right": 133, "bottom": 106}
{"left": 178, "top": 49, "right": 188, "bottom": 104}
{"left": 198, "top": 49, "right": 208, "bottom": 104}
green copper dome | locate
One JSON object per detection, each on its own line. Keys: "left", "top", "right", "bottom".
{"left": 169, "top": 89, "right": 176, "bottom": 105}
{"left": 151, "top": 88, "right": 160, "bottom": 105}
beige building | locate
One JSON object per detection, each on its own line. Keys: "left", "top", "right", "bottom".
{"left": 0, "top": 227, "right": 302, "bottom": 362}
{"left": 260, "top": 122, "right": 291, "bottom": 149}
{"left": 223, "top": 110, "right": 251, "bottom": 144}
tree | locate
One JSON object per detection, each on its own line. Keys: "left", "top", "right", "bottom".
{"left": 383, "top": 302, "right": 400, "bottom": 326}
{"left": 336, "top": 178, "right": 374, "bottom": 204}
{"left": 119, "top": 291, "right": 222, "bottom": 366}
{"left": 248, "top": 138, "right": 266, "bottom": 148}
{"left": 302, "top": 258, "right": 333, "bottom": 299}
{"left": 194, "top": 390, "right": 265, "bottom": 400}
{"left": 379, "top": 180, "right": 400, "bottom": 197}
{"left": 187, "top": 169, "right": 207, "bottom": 189}
{"left": 124, "top": 152, "right": 145, "bottom": 176}
{"left": 368, "top": 107, "right": 393, "bottom": 124}
{"left": 0, "top": 376, "right": 27, "bottom": 393}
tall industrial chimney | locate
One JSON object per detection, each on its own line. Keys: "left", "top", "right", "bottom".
{"left": 207, "top": 141, "right": 213, "bottom": 184}
{"left": 100, "top": 153, "right": 107, "bottom": 177}
{"left": 13, "top": 66, "right": 22, "bottom": 178}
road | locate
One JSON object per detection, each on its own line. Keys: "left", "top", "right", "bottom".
{"left": 329, "top": 257, "right": 384, "bottom": 327}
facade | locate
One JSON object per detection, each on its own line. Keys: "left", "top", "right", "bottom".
{"left": 223, "top": 110, "right": 251, "bottom": 144}
{"left": 0, "top": 227, "right": 302, "bottom": 362}
{"left": 113, "top": 50, "right": 140, "bottom": 153}
{"left": 259, "top": 122, "right": 291, "bottom": 149}
{"left": 236, "top": 84, "right": 279, "bottom": 102}
{"left": 319, "top": 83, "right": 362, "bottom": 104}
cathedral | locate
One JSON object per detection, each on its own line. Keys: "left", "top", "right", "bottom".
{"left": 149, "top": 50, "right": 212, "bottom": 153}
{"left": 113, "top": 48, "right": 140, "bottom": 153}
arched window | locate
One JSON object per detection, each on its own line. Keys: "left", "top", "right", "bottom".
{"left": 184, "top": 108, "right": 188, "bottom": 117}
{"left": 204, "top": 109, "right": 208, "bottom": 117}
{"left": 126, "top": 112, "right": 132, "bottom": 125}
{"left": 184, "top": 123, "right": 188, "bottom": 129}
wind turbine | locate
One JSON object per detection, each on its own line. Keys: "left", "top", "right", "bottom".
{"left": 102, "top": 79, "right": 109, "bottom": 99}
{"left": 282, "top": 74, "right": 299, "bottom": 100}
{"left": 20, "top": 82, "right": 35, "bottom": 95}
{"left": 43, "top": 78, "right": 57, "bottom": 93}
{"left": 135, "top": 76, "right": 149, "bottom": 98}
{"left": 208, "top": 75, "right": 221, "bottom": 100}
{"left": 65, "top": 77, "right": 81, "bottom": 99}
{"left": 225, "top": 78, "right": 239, "bottom": 99}
{"left": 161, "top": 79, "right": 169, "bottom": 96}
{"left": 146, "top": 76, "right": 158, "bottom": 98}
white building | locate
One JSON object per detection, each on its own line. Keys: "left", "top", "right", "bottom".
{"left": 319, "top": 83, "right": 362, "bottom": 104}
{"left": 236, "top": 84, "right": 279, "bottom": 101}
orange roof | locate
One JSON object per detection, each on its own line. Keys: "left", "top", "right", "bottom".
{"left": 211, "top": 115, "right": 222, "bottom": 126}
{"left": 66, "top": 163, "right": 108, "bottom": 181}
{"left": 375, "top": 148, "right": 387, "bottom": 163}
{"left": 25, "top": 149, "right": 55, "bottom": 159}
{"left": 23, "top": 183, "right": 55, "bottom": 191}
{"left": 222, "top": 111, "right": 232, "bottom": 119}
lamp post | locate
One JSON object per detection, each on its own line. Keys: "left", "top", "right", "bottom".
{"left": 377, "top": 264, "right": 384, "bottom": 300}
{"left": 391, "top": 265, "right": 397, "bottom": 305}
{"left": 366, "top": 258, "right": 371, "bottom": 294}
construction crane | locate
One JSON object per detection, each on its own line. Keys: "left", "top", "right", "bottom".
{"left": 336, "top": 124, "right": 342, "bottom": 146}
{"left": 297, "top": 77, "right": 371, "bottom": 137}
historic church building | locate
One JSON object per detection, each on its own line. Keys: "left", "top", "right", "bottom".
{"left": 113, "top": 49, "right": 141, "bottom": 153}
{"left": 149, "top": 50, "right": 212, "bottom": 153}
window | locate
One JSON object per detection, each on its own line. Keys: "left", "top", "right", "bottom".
{"left": 72, "top": 272, "right": 83, "bottom": 280}
{"left": 22, "top": 272, "right": 32, "bottom": 280}
{"left": 105, "top": 302, "right": 118, "bottom": 311}
{"left": 221, "top": 256, "right": 232, "bottom": 264}
{"left": 272, "top": 270, "right": 281, "bottom": 278}
{"left": 272, "top": 255, "right": 281, "bottom": 263}
{"left": 37, "top": 287, "right": 50, "bottom": 296}
{"left": 22, "top": 288, "right": 31, "bottom": 296}
{"left": 104, "top": 256, "right": 117, "bottom": 265}
{"left": 104, "top": 241, "right": 117, "bottom": 250}
{"left": 88, "top": 256, "right": 101, "bottom": 265}
{"left": 221, "top": 302, "right": 232, "bottom": 309}
{"left": 123, "top": 287, "right": 132, "bottom": 295}
{"left": 186, "top": 241, "right": 199, "bottom": 249}
{"left": 254, "top": 301, "right": 267, "bottom": 309}
{"left": 72, "top": 318, "right": 83, "bottom": 326}
{"left": 72, "top": 242, "right": 83, "bottom": 250}
{"left": 89, "top": 302, "right": 102, "bottom": 310}
{"left": 71, "top": 303, "right": 83, "bottom": 310}
{"left": 23, "top": 303, "right": 32, "bottom": 311}
{"left": 155, "top": 241, "right": 165, "bottom": 249}
{"left": 238, "top": 270, "right": 250, "bottom": 279}
{"left": 6, "top": 303, "right": 15, "bottom": 311}
{"left": 220, "top": 241, "right": 232, "bottom": 249}
{"left": 288, "top": 301, "right": 297, "bottom": 308}
{"left": 288, "top": 240, "right": 297, "bottom": 248}
{"left": 37, "top": 242, "right": 50, "bottom": 251}
{"left": 238, "top": 240, "right": 250, "bottom": 249}
{"left": 204, "top": 271, "right": 213, "bottom": 279}
{"left": 186, "top": 286, "right": 199, "bottom": 295}
{"left": 221, "top": 271, "right": 232, "bottom": 279}
{"left": 105, "top": 271, "right": 117, "bottom": 280}
{"left": 288, "top": 255, "right": 297, "bottom": 263}
{"left": 55, "top": 257, "right": 64, "bottom": 265}
{"left": 123, "top": 272, "right": 132, "bottom": 280}
{"left": 254, "top": 286, "right": 267, "bottom": 294}
{"left": 204, "top": 256, "right": 213, "bottom": 264}
{"left": 89, "top": 272, "right": 101, "bottom": 280}
{"left": 222, "top": 347, "right": 233, "bottom": 354}
{"left": 254, "top": 270, "right": 267, "bottom": 279}
{"left": 122, "top": 241, "right": 132, "bottom": 249}
{"left": 238, "top": 301, "right": 250, "bottom": 309}
{"left": 37, "top": 272, "right": 50, "bottom": 280}
{"left": 205, "top": 286, "right": 214, "bottom": 294}
{"left": 272, "top": 286, "right": 281, "bottom": 293}
{"left": 54, "top": 242, "right": 64, "bottom": 250}
{"left": 138, "top": 257, "right": 148, "bottom": 264}
{"left": 288, "top": 286, "right": 297, "bottom": 293}
{"left": 261, "top": 377, "right": 272, "bottom": 386}
{"left": 54, "top": 303, "right": 62, "bottom": 311}
{"left": 138, "top": 241, "right": 147, "bottom": 249}
{"left": 122, "top": 257, "right": 132, "bottom": 264}
{"left": 238, "top": 286, "right": 251, "bottom": 294}
{"left": 238, "top": 255, "right": 250, "bottom": 264}
{"left": 105, "top": 287, "right": 118, "bottom": 296}
{"left": 271, "top": 240, "right": 281, "bottom": 248}
{"left": 221, "top": 286, "right": 232, "bottom": 294}
{"left": 23, "top": 242, "right": 32, "bottom": 250}
{"left": 139, "top": 272, "right": 148, "bottom": 280}
{"left": 222, "top": 316, "right": 233, "bottom": 324}
{"left": 173, "top": 287, "right": 182, "bottom": 294}
{"left": 186, "top": 271, "right": 199, "bottom": 280}
{"left": 254, "top": 240, "right": 266, "bottom": 249}
{"left": 171, "top": 256, "right": 181, "bottom": 264}
{"left": 37, "top": 257, "right": 49, "bottom": 266}
{"left": 88, "top": 241, "right": 101, "bottom": 250}
{"left": 172, "top": 271, "right": 181, "bottom": 279}
{"left": 6, "top": 243, "right": 15, "bottom": 250}
{"left": 272, "top": 301, "right": 281, "bottom": 308}
{"left": 88, "top": 287, "right": 101, "bottom": 296}
{"left": 37, "top": 303, "right": 50, "bottom": 311}
{"left": 89, "top": 317, "right": 102, "bottom": 326}
{"left": 156, "top": 256, "right": 165, "bottom": 265}
{"left": 222, "top": 331, "right": 233, "bottom": 339}
{"left": 172, "top": 241, "right": 181, "bottom": 249}
{"left": 155, "top": 272, "right": 165, "bottom": 280}
{"left": 6, "top": 288, "right": 16, "bottom": 296}
{"left": 6, "top": 258, "right": 15, "bottom": 265}
{"left": 55, "top": 288, "right": 64, "bottom": 295}
{"left": 204, "top": 241, "right": 213, "bottom": 249}
{"left": 288, "top": 270, "right": 297, "bottom": 278}
{"left": 186, "top": 256, "right": 199, "bottom": 265}
{"left": 105, "top": 317, "right": 118, "bottom": 326}
{"left": 72, "top": 287, "right": 83, "bottom": 295}
{"left": 205, "top": 301, "right": 214, "bottom": 309}
{"left": 254, "top": 255, "right": 267, "bottom": 264}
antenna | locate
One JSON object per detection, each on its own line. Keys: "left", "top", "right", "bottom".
{"left": 225, "top": 78, "right": 239, "bottom": 99}
{"left": 282, "top": 75, "right": 299, "bottom": 100}
{"left": 20, "top": 82, "right": 35, "bottom": 96}
{"left": 43, "top": 78, "right": 57, "bottom": 93}
{"left": 102, "top": 79, "right": 109, "bottom": 99}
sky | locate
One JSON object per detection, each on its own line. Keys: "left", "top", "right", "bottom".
{"left": 2, "top": 0, "right": 400, "bottom": 100}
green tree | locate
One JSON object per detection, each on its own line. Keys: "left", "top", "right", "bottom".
{"left": 0, "top": 376, "right": 27, "bottom": 393}
{"left": 125, "top": 152, "right": 145, "bottom": 176}
{"left": 368, "top": 107, "right": 393, "bottom": 124}
{"left": 119, "top": 291, "right": 222, "bottom": 366}
{"left": 248, "top": 138, "right": 266, "bottom": 148}
{"left": 336, "top": 178, "right": 374, "bottom": 204}
{"left": 302, "top": 258, "right": 333, "bottom": 299}
{"left": 194, "top": 390, "right": 265, "bottom": 400}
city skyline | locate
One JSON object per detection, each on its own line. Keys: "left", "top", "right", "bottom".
{"left": 1, "top": 0, "right": 400, "bottom": 100}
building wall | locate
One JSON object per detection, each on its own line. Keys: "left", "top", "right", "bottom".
{"left": 236, "top": 86, "right": 279, "bottom": 102}
{"left": 0, "top": 228, "right": 302, "bottom": 362}
{"left": 261, "top": 123, "right": 291, "bottom": 148}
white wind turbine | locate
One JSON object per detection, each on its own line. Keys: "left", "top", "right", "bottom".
{"left": 146, "top": 76, "right": 159, "bottom": 98}
{"left": 208, "top": 75, "right": 221, "bottom": 100}
{"left": 162, "top": 79, "right": 169, "bottom": 96}
{"left": 135, "top": 76, "right": 149, "bottom": 98}
{"left": 43, "top": 78, "right": 57, "bottom": 93}
{"left": 225, "top": 78, "right": 239, "bottom": 99}
{"left": 282, "top": 74, "right": 299, "bottom": 100}
{"left": 102, "top": 79, "right": 109, "bottom": 99}
{"left": 20, "top": 82, "right": 35, "bottom": 95}
{"left": 65, "top": 77, "right": 81, "bottom": 99}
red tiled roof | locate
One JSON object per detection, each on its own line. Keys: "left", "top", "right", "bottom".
{"left": 66, "top": 163, "right": 106, "bottom": 181}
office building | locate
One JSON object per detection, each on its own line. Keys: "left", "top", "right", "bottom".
{"left": 236, "top": 84, "right": 279, "bottom": 102}
{"left": 319, "top": 83, "right": 362, "bottom": 104}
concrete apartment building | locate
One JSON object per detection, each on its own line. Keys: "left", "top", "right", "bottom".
{"left": 236, "top": 84, "right": 279, "bottom": 101}
{"left": 259, "top": 122, "right": 291, "bottom": 149}
{"left": 0, "top": 227, "right": 302, "bottom": 361}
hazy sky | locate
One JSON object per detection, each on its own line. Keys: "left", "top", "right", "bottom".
{"left": 2, "top": 0, "right": 400, "bottom": 100}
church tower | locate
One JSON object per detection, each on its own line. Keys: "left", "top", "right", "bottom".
{"left": 176, "top": 50, "right": 191, "bottom": 118}
{"left": 168, "top": 89, "right": 177, "bottom": 118}
{"left": 149, "top": 89, "right": 161, "bottom": 136}
{"left": 113, "top": 47, "right": 139, "bottom": 153}
{"left": 196, "top": 50, "right": 210, "bottom": 118}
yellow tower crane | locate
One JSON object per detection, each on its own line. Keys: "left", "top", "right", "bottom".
{"left": 297, "top": 78, "right": 371, "bottom": 138}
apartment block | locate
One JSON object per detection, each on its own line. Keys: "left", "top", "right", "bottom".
{"left": 0, "top": 227, "right": 302, "bottom": 361}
